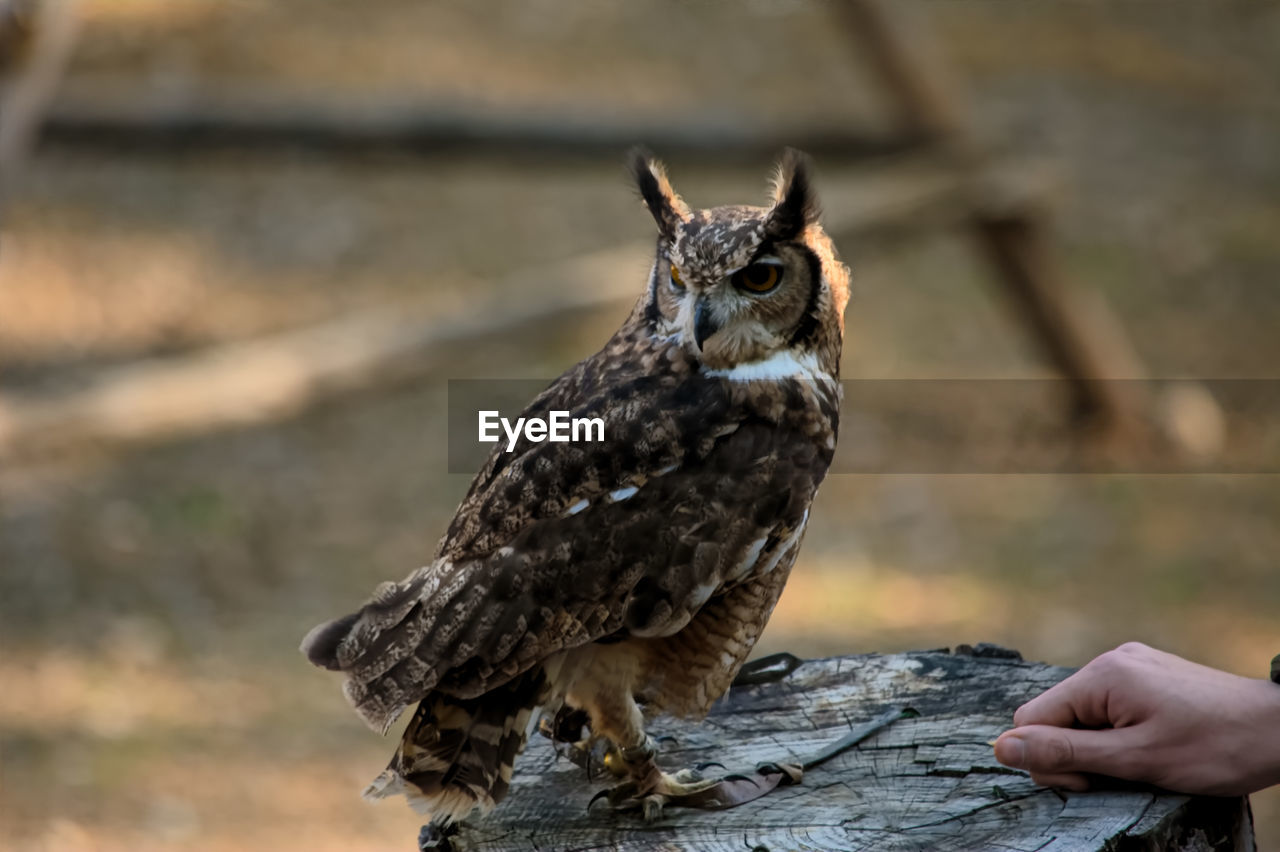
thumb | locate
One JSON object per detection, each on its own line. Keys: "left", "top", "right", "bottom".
{"left": 995, "top": 725, "right": 1141, "bottom": 779}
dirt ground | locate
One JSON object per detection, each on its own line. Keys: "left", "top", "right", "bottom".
{"left": 2, "top": 1, "right": 1278, "bottom": 849}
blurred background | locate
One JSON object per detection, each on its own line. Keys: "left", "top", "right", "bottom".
{"left": 1, "top": 1, "right": 1278, "bottom": 849}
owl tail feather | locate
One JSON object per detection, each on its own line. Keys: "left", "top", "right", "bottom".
{"left": 363, "top": 666, "right": 548, "bottom": 825}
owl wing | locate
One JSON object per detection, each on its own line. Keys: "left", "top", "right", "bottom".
{"left": 302, "top": 355, "right": 833, "bottom": 732}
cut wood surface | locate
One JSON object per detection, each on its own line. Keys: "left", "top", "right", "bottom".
{"left": 451, "top": 649, "right": 1254, "bottom": 852}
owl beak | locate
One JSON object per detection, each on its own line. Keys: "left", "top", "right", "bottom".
{"left": 693, "top": 297, "right": 719, "bottom": 350}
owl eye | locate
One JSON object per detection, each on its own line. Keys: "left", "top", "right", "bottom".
{"left": 669, "top": 263, "right": 686, "bottom": 290}
{"left": 731, "top": 262, "right": 782, "bottom": 294}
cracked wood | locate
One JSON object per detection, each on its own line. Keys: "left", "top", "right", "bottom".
{"left": 448, "top": 649, "right": 1254, "bottom": 851}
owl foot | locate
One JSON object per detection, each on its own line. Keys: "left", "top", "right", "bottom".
{"left": 590, "top": 740, "right": 800, "bottom": 821}
{"left": 539, "top": 708, "right": 606, "bottom": 777}
{"left": 591, "top": 764, "right": 721, "bottom": 821}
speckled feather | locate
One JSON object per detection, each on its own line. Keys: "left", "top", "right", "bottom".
{"left": 301, "top": 148, "right": 850, "bottom": 825}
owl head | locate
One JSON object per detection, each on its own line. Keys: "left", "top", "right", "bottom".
{"left": 630, "top": 148, "right": 850, "bottom": 378}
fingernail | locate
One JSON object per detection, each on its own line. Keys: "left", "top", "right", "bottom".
{"left": 995, "top": 735, "right": 1026, "bottom": 768}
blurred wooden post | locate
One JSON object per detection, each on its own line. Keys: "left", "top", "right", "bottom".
{"left": 838, "top": 0, "right": 1150, "bottom": 436}
{"left": 450, "top": 649, "right": 1256, "bottom": 851}
{"left": 972, "top": 215, "right": 1148, "bottom": 430}
{"left": 838, "top": 0, "right": 968, "bottom": 142}
{"left": 0, "top": 0, "right": 80, "bottom": 205}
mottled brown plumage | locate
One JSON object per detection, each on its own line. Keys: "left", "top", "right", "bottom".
{"left": 302, "top": 148, "right": 850, "bottom": 826}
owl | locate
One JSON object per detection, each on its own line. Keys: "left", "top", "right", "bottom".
{"left": 302, "top": 148, "right": 850, "bottom": 828}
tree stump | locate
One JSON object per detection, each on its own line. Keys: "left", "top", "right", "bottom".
{"left": 447, "top": 648, "right": 1255, "bottom": 851}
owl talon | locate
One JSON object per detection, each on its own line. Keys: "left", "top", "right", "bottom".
{"left": 587, "top": 786, "right": 617, "bottom": 811}
{"left": 593, "top": 767, "right": 719, "bottom": 819}
{"left": 720, "top": 772, "right": 758, "bottom": 784}
{"left": 671, "top": 767, "right": 704, "bottom": 784}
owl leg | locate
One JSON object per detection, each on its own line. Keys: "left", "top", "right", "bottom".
{"left": 596, "top": 737, "right": 724, "bottom": 821}
{"left": 579, "top": 677, "right": 805, "bottom": 819}
{"left": 564, "top": 648, "right": 716, "bottom": 820}
{"left": 577, "top": 687, "right": 723, "bottom": 821}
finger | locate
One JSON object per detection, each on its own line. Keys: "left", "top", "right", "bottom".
{"left": 994, "top": 732, "right": 1092, "bottom": 790}
{"left": 995, "top": 725, "right": 1142, "bottom": 780}
{"left": 1013, "top": 673, "right": 1092, "bottom": 728}
{"left": 1013, "top": 682, "right": 1080, "bottom": 729}
{"left": 1013, "top": 665, "right": 1114, "bottom": 729}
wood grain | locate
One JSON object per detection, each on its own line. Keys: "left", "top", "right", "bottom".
{"left": 449, "top": 650, "right": 1254, "bottom": 852}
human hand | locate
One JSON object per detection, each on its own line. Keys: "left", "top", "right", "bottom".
{"left": 993, "top": 642, "right": 1280, "bottom": 796}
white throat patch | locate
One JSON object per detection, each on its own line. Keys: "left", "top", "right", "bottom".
{"left": 702, "top": 350, "right": 822, "bottom": 382}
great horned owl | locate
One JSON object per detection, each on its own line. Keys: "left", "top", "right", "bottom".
{"left": 302, "top": 149, "right": 850, "bottom": 827}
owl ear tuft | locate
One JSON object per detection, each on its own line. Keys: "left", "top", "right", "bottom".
{"left": 628, "top": 146, "right": 690, "bottom": 237}
{"left": 766, "top": 148, "right": 820, "bottom": 240}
